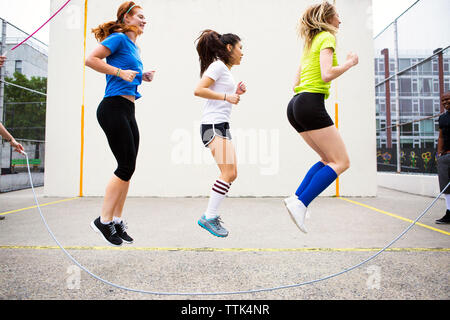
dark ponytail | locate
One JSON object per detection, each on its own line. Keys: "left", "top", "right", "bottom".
{"left": 195, "top": 29, "right": 241, "bottom": 76}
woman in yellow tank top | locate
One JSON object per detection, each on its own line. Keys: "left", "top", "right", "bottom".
{"left": 285, "top": 1, "right": 359, "bottom": 233}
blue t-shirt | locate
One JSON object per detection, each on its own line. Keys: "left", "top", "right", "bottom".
{"left": 101, "top": 33, "right": 143, "bottom": 100}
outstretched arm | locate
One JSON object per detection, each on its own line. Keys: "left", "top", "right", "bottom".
{"left": 320, "top": 48, "right": 358, "bottom": 83}
{"left": 0, "top": 122, "right": 24, "bottom": 153}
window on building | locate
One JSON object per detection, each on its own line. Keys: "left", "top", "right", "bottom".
{"left": 390, "top": 81, "right": 396, "bottom": 93}
{"left": 379, "top": 61, "right": 385, "bottom": 74}
{"left": 401, "top": 139, "right": 413, "bottom": 148}
{"left": 433, "top": 79, "right": 439, "bottom": 93}
{"left": 413, "top": 99, "right": 419, "bottom": 113}
{"left": 399, "top": 78, "right": 411, "bottom": 96}
{"left": 400, "top": 122, "right": 413, "bottom": 135}
{"left": 422, "top": 139, "right": 435, "bottom": 148}
{"left": 432, "top": 60, "right": 438, "bottom": 74}
{"left": 390, "top": 62, "right": 395, "bottom": 73}
{"left": 420, "top": 99, "right": 433, "bottom": 115}
{"left": 15, "top": 60, "right": 22, "bottom": 74}
{"left": 412, "top": 79, "right": 418, "bottom": 95}
{"left": 420, "top": 120, "right": 434, "bottom": 136}
{"left": 419, "top": 78, "right": 432, "bottom": 95}
{"left": 419, "top": 60, "right": 432, "bottom": 75}
{"left": 399, "top": 58, "right": 411, "bottom": 71}
{"left": 399, "top": 99, "right": 412, "bottom": 115}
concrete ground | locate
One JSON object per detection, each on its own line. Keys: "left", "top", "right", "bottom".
{"left": 0, "top": 187, "right": 449, "bottom": 300}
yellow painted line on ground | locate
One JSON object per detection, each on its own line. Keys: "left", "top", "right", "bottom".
{"left": 339, "top": 197, "right": 450, "bottom": 236}
{"left": 0, "top": 245, "right": 448, "bottom": 253}
{"left": 0, "top": 197, "right": 80, "bottom": 216}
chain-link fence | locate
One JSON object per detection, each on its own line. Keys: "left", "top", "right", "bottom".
{"left": 0, "top": 18, "right": 47, "bottom": 193}
{"left": 374, "top": 0, "right": 450, "bottom": 174}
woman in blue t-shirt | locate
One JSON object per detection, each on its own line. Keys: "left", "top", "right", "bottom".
{"left": 85, "top": 1, "right": 155, "bottom": 246}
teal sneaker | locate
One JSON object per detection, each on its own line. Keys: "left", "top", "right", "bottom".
{"left": 198, "top": 215, "right": 229, "bottom": 238}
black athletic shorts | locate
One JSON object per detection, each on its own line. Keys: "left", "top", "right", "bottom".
{"left": 287, "top": 92, "right": 334, "bottom": 133}
{"left": 200, "top": 122, "right": 232, "bottom": 147}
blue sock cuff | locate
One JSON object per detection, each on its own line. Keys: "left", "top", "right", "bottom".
{"left": 295, "top": 161, "right": 326, "bottom": 198}
{"left": 298, "top": 165, "right": 338, "bottom": 207}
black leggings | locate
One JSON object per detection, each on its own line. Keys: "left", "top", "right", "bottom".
{"left": 97, "top": 96, "right": 139, "bottom": 182}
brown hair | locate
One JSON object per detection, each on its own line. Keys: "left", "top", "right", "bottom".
{"left": 92, "top": 1, "right": 143, "bottom": 42}
{"left": 195, "top": 29, "right": 241, "bottom": 77}
{"left": 298, "top": 1, "right": 337, "bottom": 52}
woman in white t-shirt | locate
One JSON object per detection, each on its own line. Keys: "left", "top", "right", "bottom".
{"left": 194, "top": 29, "right": 246, "bottom": 238}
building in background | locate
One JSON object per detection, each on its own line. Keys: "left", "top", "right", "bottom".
{"left": 0, "top": 18, "right": 47, "bottom": 192}
{"left": 375, "top": 51, "right": 450, "bottom": 149}
{"left": 0, "top": 19, "right": 48, "bottom": 79}
{"left": 373, "top": 0, "right": 450, "bottom": 174}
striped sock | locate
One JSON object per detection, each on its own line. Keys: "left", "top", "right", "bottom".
{"left": 205, "top": 179, "right": 231, "bottom": 219}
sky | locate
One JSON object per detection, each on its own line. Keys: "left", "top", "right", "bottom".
{"left": 0, "top": 0, "right": 420, "bottom": 45}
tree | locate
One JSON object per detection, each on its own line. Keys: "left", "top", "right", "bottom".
{"left": 3, "top": 72, "right": 47, "bottom": 141}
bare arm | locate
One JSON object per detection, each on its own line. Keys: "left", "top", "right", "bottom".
{"left": 293, "top": 64, "right": 301, "bottom": 92}
{"left": 0, "top": 122, "right": 14, "bottom": 142}
{"left": 437, "top": 129, "right": 444, "bottom": 156}
{"left": 0, "top": 122, "right": 24, "bottom": 153}
{"left": 320, "top": 48, "right": 358, "bottom": 83}
{"left": 85, "top": 44, "right": 138, "bottom": 82}
{"left": 0, "top": 55, "right": 5, "bottom": 68}
{"left": 194, "top": 76, "right": 240, "bottom": 104}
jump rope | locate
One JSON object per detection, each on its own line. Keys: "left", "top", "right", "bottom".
{"left": 20, "top": 150, "right": 450, "bottom": 296}
{"left": 8, "top": 0, "right": 450, "bottom": 296}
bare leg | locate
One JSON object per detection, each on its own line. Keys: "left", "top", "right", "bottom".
{"left": 301, "top": 125, "right": 350, "bottom": 176}
{"left": 100, "top": 175, "right": 130, "bottom": 222}
{"left": 112, "top": 180, "right": 130, "bottom": 219}
{"left": 208, "top": 136, "right": 238, "bottom": 184}
{"left": 300, "top": 132, "right": 329, "bottom": 165}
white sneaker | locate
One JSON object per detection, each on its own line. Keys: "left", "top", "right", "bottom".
{"left": 283, "top": 195, "right": 310, "bottom": 219}
{"left": 286, "top": 199, "right": 308, "bottom": 233}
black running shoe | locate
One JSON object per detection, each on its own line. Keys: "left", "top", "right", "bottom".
{"left": 90, "top": 217, "right": 123, "bottom": 246}
{"left": 435, "top": 210, "right": 450, "bottom": 224}
{"left": 114, "top": 220, "right": 134, "bottom": 244}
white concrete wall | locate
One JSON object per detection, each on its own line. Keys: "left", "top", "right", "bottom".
{"left": 0, "top": 173, "right": 44, "bottom": 193}
{"left": 378, "top": 172, "right": 440, "bottom": 197}
{"left": 45, "top": 0, "right": 376, "bottom": 197}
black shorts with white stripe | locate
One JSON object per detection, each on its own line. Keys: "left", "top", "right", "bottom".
{"left": 200, "top": 122, "right": 232, "bottom": 147}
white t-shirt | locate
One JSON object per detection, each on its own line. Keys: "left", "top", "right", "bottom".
{"left": 201, "top": 60, "right": 236, "bottom": 124}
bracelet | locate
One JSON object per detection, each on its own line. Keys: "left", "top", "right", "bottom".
{"left": 224, "top": 94, "right": 227, "bottom": 101}
{"left": 116, "top": 68, "right": 121, "bottom": 77}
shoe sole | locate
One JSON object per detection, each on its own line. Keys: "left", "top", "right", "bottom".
{"left": 285, "top": 204, "right": 308, "bottom": 234}
{"left": 198, "top": 220, "right": 228, "bottom": 238}
{"left": 435, "top": 221, "right": 450, "bottom": 224}
{"left": 90, "top": 221, "right": 123, "bottom": 247}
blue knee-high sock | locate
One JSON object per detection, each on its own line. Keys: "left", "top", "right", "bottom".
{"left": 295, "top": 161, "right": 326, "bottom": 197}
{"left": 298, "top": 165, "right": 338, "bottom": 207}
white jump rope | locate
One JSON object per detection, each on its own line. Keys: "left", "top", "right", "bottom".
{"left": 20, "top": 150, "right": 450, "bottom": 296}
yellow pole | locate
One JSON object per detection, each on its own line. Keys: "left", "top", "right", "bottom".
{"left": 335, "top": 99, "right": 340, "bottom": 197}
{"left": 79, "top": 0, "right": 88, "bottom": 197}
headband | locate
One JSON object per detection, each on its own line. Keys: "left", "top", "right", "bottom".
{"left": 122, "top": 4, "right": 137, "bottom": 22}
